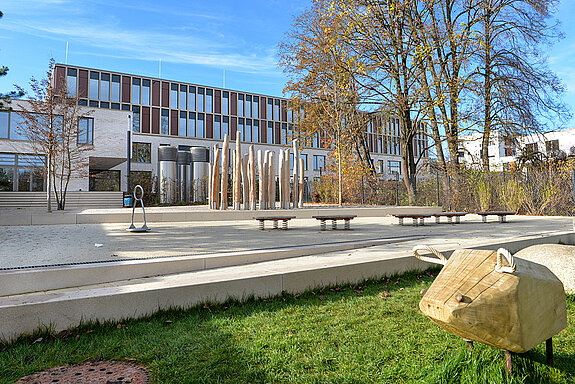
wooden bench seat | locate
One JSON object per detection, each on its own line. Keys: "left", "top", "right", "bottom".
{"left": 393, "top": 214, "right": 433, "bottom": 226}
{"left": 476, "top": 211, "right": 516, "bottom": 223}
{"left": 254, "top": 216, "right": 296, "bottom": 230}
{"left": 433, "top": 212, "right": 468, "bottom": 224}
{"left": 312, "top": 215, "right": 357, "bottom": 230}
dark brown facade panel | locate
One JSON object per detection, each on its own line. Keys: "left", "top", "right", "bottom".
{"left": 231, "top": 117, "right": 237, "bottom": 140}
{"left": 54, "top": 66, "right": 66, "bottom": 93}
{"left": 274, "top": 122, "right": 280, "bottom": 145}
{"left": 260, "top": 120, "right": 266, "bottom": 143}
{"left": 152, "top": 80, "right": 160, "bottom": 106}
{"left": 152, "top": 108, "right": 160, "bottom": 134}
{"left": 78, "top": 70, "right": 88, "bottom": 98}
{"left": 161, "top": 82, "right": 169, "bottom": 108}
{"left": 260, "top": 97, "right": 266, "bottom": 120}
{"left": 141, "top": 107, "right": 151, "bottom": 134}
{"left": 230, "top": 92, "right": 237, "bottom": 116}
{"left": 206, "top": 114, "right": 213, "bottom": 139}
{"left": 121, "top": 76, "right": 131, "bottom": 103}
{"left": 281, "top": 100, "right": 287, "bottom": 122}
{"left": 214, "top": 90, "right": 221, "bottom": 114}
{"left": 170, "top": 110, "right": 178, "bottom": 136}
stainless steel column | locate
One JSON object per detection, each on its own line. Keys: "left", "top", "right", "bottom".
{"left": 158, "top": 146, "right": 177, "bottom": 204}
{"left": 177, "top": 150, "right": 191, "bottom": 203}
{"left": 190, "top": 147, "right": 210, "bottom": 203}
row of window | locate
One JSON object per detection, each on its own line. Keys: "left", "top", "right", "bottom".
{"left": 65, "top": 67, "right": 291, "bottom": 122}
{"left": 0, "top": 153, "right": 46, "bottom": 192}
{"left": 376, "top": 160, "right": 402, "bottom": 175}
{"left": 525, "top": 140, "right": 560, "bottom": 155}
{"left": 131, "top": 107, "right": 319, "bottom": 147}
{"left": 131, "top": 141, "right": 326, "bottom": 172}
{"left": 0, "top": 111, "right": 94, "bottom": 145}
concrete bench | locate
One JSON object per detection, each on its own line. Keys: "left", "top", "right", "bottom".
{"left": 433, "top": 212, "right": 468, "bottom": 224}
{"left": 393, "top": 214, "right": 433, "bottom": 226}
{"left": 476, "top": 211, "right": 516, "bottom": 223}
{"left": 254, "top": 216, "right": 296, "bottom": 230}
{"left": 312, "top": 215, "right": 357, "bottom": 230}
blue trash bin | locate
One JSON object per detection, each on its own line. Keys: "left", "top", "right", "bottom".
{"left": 123, "top": 193, "right": 133, "bottom": 208}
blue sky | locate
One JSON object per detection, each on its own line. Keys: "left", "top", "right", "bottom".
{"left": 1, "top": 0, "right": 574, "bottom": 127}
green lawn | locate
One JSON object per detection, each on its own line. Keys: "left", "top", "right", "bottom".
{"left": 1, "top": 270, "right": 574, "bottom": 383}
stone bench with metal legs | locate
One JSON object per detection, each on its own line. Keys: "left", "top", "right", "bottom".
{"left": 254, "top": 216, "right": 296, "bottom": 230}
{"left": 312, "top": 215, "right": 357, "bottom": 231}
{"left": 393, "top": 214, "right": 433, "bottom": 226}
{"left": 476, "top": 211, "right": 516, "bottom": 223}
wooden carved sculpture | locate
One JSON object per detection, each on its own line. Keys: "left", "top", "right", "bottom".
{"left": 414, "top": 245, "right": 567, "bottom": 371}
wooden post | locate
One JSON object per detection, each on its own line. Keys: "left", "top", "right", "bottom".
{"left": 268, "top": 151, "right": 276, "bottom": 209}
{"left": 504, "top": 350, "right": 512, "bottom": 374}
{"left": 278, "top": 150, "right": 285, "bottom": 209}
{"left": 258, "top": 150, "right": 265, "bottom": 210}
{"left": 292, "top": 140, "right": 299, "bottom": 208}
{"left": 242, "top": 154, "right": 249, "bottom": 210}
{"left": 220, "top": 134, "right": 230, "bottom": 210}
{"left": 284, "top": 149, "right": 290, "bottom": 209}
{"left": 212, "top": 146, "right": 221, "bottom": 210}
{"left": 299, "top": 157, "right": 304, "bottom": 208}
{"left": 262, "top": 151, "right": 269, "bottom": 209}
{"left": 234, "top": 131, "right": 242, "bottom": 210}
{"left": 249, "top": 145, "right": 256, "bottom": 210}
{"left": 208, "top": 162, "right": 213, "bottom": 209}
{"left": 546, "top": 338, "right": 553, "bottom": 366}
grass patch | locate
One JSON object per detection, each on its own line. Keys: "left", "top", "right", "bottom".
{"left": 1, "top": 270, "right": 574, "bottom": 383}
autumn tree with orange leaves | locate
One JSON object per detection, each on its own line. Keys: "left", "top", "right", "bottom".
{"left": 280, "top": 2, "right": 374, "bottom": 206}
{"left": 280, "top": 0, "right": 429, "bottom": 203}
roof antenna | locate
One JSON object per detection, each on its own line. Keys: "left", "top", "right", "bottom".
{"left": 65, "top": 41, "right": 69, "bottom": 64}
{"left": 159, "top": 58, "right": 162, "bottom": 79}
{"left": 223, "top": 69, "right": 225, "bottom": 88}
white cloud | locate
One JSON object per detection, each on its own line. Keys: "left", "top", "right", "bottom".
{"left": 0, "top": 17, "right": 281, "bottom": 75}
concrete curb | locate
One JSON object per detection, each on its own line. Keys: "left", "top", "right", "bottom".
{"left": 0, "top": 206, "right": 441, "bottom": 226}
{"left": 0, "top": 237, "right": 421, "bottom": 296}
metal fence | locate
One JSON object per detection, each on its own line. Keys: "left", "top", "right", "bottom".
{"left": 308, "top": 164, "right": 575, "bottom": 216}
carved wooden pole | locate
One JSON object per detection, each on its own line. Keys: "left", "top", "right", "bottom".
{"left": 220, "top": 134, "right": 230, "bottom": 210}
{"left": 299, "top": 157, "right": 305, "bottom": 208}
{"left": 211, "top": 146, "right": 221, "bottom": 210}
{"left": 242, "top": 154, "right": 249, "bottom": 210}
{"left": 268, "top": 151, "right": 275, "bottom": 209}
{"left": 233, "top": 131, "right": 242, "bottom": 210}
{"left": 278, "top": 150, "right": 285, "bottom": 209}
{"left": 292, "top": 140, "right": 299, "bottom": 208}
{"left": 262, "top": 151, "right": 269, "bottom": 209}
{"left": 284, "top": 149, "right": 290, "bottom": 209}
{"left": 249, "top": 145, "right": 256, "bottom": 210}
{"left": 208, "top": 162, "right": 213, "bottom": 209}
{"left": 258, "top": 150, "right": 265, "bottom": 210}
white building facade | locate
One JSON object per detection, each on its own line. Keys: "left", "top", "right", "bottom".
{"left": 458, "top": 128, "right": 575, "bottom": 170}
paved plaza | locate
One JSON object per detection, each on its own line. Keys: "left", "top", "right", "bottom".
{"left": 0, "top": 212, "right": 572, "bottom": 269}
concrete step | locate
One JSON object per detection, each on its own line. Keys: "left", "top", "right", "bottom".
{"left": 0, "top": 205, "right": 441, "bottom": 226}
{"left": 0, "top": 192, "right": 123, "bottom": 210}
{"left": 1, "top": 231, "right": 569, "bottom": 342}
{"left": 0, "top": 245, "right": 430, "bottom": 342}
{"left": 0, "top": 237, "right": 420, "bottom": 296}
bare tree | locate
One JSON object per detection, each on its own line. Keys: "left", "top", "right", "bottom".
{"left": 474, "top": 0, "right": 569, "bottom": 170}
{"left": 15, "top": 59, "right": 92, "bottom": 211}
{"left": 410, "top": 0, "right": 481, "bottom": 172}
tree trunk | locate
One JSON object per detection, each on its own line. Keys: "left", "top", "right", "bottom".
{"left": 481, "top": 6, "right": 493, "bottom": 171}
